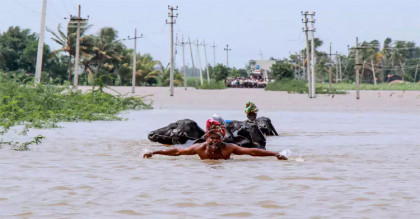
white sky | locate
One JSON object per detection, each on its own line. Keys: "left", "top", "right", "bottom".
{"left": 1, "top": 0, "right": 420, "bottom": 68}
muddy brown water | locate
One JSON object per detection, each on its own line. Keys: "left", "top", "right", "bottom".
{"left": 1, "top": 88, "right": 420, "bottom": 218}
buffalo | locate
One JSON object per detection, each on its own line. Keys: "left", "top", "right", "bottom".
{"left": 256, "top": 117, "right": 278, "bottom": 136}
{"left": 224, "top": 120, "right": 266, "bottom": 149}
{"left": 148, "top": 119, "right": 205, "bottom": 145}
{"left": 147, "top": 117, "right": 279, "bottom": 149}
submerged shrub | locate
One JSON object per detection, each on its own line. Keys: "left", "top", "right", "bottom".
{"left": 0, "top": 75, "right": 152, "bottom": 150}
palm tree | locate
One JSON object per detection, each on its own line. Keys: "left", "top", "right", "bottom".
{"left": 86, "top": 27, "right": 124, "bottom": 85}
{"left": 359, "top": 40, "right": 380, "bottom": 83}
{"left": 159, "top": 62, "right": 183, "bottom": 86}
{"left": 47, "top": 23, "right": 91, "bottom": 82}
{"left": 135, "top": 54, "right": 161, "bottom": 85}
{"left": 114, "top": 48, "right": 133, "bottom": 86}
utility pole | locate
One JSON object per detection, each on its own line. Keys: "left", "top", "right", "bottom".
{"left": 309, "top": 12, "right": 316, "bottom": 98}
{"left": 355, "top": 37, "right": 361, "bottom": 99}
{"left": 336, "top": 51, "right": 342, "bottom": 83}
{"left": 301, "top": 50, "right": 306, "bottom": 81}
{"left": 181, "top": 36, "right": 187, "bottom": 90}
{"left": 414, "top": 64, "right": 419, "bottom": 83}
{"left": 202, "top": 40, "right": 211, "bottom": 84}
{"left": 302, "top": 11, "right": 312, "bottom": 97}
{"left": 70, "top": 5, "right": 88, "bottom": 90}
{"left": 259, "top": 49, "right": 264, "bottom": 60}
{"left": 34, "top": 0, "right": 47, "bottom": 84}
{"left": 338, "top": 53, "right": 342, "bottom": 82}
{"left": 128, "top": 29, "right": 143, "bottom": 94}
{"left": 327, "top": 44, "right": 339, "bottom": 94}
{"left": 212, "top": 42, "right": 217, "bottom": 66}
{"left": 371, "top": 59, "right": 376, "bottom": 86}
{"left": 329, "top": 43, "right": 333, "bottom": 94}
{"left": 335, "top": 52, "right": 339, "bottom": 83}
{"left": 188, "top": 37, "right": 197, "bottom": 87}
{"left": 166, "top": 5, "right": 178, "bottom": 96}
{"left": 174, "top": 34, "right": 178, "bottom": 71}
{"left": 195, "top": 40, "right": 203, "bottom": 85}
{"left": 224, "top": 44, "right": 231, "bottom": 67}
{"left": 351, "top": 37, "right": 377, "bottom": 99}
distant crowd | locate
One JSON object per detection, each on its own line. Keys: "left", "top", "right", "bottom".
{"left": 226, "top": 76, "right": 268, "bottom": 88}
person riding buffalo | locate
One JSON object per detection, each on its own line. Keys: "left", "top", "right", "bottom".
{"left": 143, "top": 119, "right": 287, "bottom": 160}
{"left": 245, "top": 101, "right": 258, "bottom": 123}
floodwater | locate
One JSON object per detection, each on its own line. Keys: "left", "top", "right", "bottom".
{"left": 1, "top": 109, "right": 420, "bottom": 218}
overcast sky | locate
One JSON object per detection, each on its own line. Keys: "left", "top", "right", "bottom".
{"left": 1, "top": 0, "right": 420, "bottom": 68}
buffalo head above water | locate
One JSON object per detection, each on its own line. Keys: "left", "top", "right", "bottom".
{"left": 148, "top": 119, "right": 205, "bottom": 145}
{"left": 256, "top": 117, "right": 279, "bottom": 136}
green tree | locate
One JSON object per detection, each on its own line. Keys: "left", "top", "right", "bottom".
{"left": 114, "top": 48, "right": 133, "bottom": 85}
{"left": 83, "top": 27, "right": 125, "bottom": 85}
{"left": 229, "top": 67, "right": 239, "bottom": 78}
{"left": 238, "top": 68, "right": 248, "bottom": 77}
{"left": 211, "top": 64, "right": 229, "bottom": 82}
{"left": 43, "top": 54, "right": 69, "bottom": 84}
{"left": 271, "top": 59, "right": 294, "bottom": 80}
{"left": 47, "top": 23, "right": 92, "bottom": 82}
{"left": 0, "top": 26, "right": 37, "bottom": 71}
{"left": 136, "top": 54, "right": 161, "bottom": 85}
{"left": 159, "top": 63, "right": 183, "bottom": 86}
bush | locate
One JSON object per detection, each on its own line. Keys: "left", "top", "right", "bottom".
{"left": 0, "top": 75, "right": 152, "bottom": 150}
{"left": 265, "top": 79, "right": 308, "bottom": 93}
{"left": 197, "top": 80, "right": 226, "bottom": 90}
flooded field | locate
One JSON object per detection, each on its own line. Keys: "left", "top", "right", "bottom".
{"left": 1, "top": 104, "right": 419, "bottom": 218}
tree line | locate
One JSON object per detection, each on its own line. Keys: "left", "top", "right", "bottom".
{"left": 0, "top": 25, "right": 247, "bottom": 87}
{"left": 270, "top": 38, "right": 420, "bottom": 84}
{"left": 2, "top": 24, "right": 419, "bottom": 86}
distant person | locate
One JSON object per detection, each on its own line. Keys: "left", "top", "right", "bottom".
{"left": 143, "top": 119, "right": 287, "bottom": 160}
{"left": 245, "top": 101, "right": 259, "bottom": 123}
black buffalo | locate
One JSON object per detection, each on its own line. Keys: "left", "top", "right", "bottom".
{"left": 224, "top": 120, "right": 266, "bottom": 149}
{"left": 147, "top": 117, "right": 278, "bottom": 149}
{"left": 256, "top": 117, "right": 279, "bottom": 136}
{"left": 148, "top": 119, "right": 205, "bottom": 145}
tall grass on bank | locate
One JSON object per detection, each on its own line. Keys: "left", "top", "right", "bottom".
{"left": 197, "top": 80, "right": 226, "bottom": 89}
{"left": 265, "top": 79, "right": 420, "bottom": 93}
{"left": 318, "top": 82, "right": 420, "bottom": 91}
{"left": 265, "top": 79, "right": 309, "bottom": 93}
{"left": 0, "top": 75, "right": 152, "bottom": 150}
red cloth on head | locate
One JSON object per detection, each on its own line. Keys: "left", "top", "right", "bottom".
{"left": 205, "top": 119, "right": 226, "bottom": 138}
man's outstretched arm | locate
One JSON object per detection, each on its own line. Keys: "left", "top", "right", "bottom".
{"left": 143, "top": 145, "right": 198, "bottom": 158}
{"left": 231, "top": 145, "right": 287, "bottom": 160}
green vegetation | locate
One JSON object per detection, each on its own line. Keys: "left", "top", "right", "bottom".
{"left": 265, "top": 79, "right": 308, "bottom": 93}
{"left": 271, "top": 59, "right": 294, "bottom": 80}
{"left": 318, "top": 82, "right": 420, "bottom": 91}
{"left": 197, "top": 80, "right": 226, "bottom": 89}
{"left": 211, "top": 64, "right": 229, "bottom": 82}
{"left": 265, "top": 79, "right": 346, "bottom": 94}
{"left": 285, "top": 38, "right": 420, "bottom": 84}
{"left": 0, "top": 75, "right": 151, "bottom": 150}
{"left": 0, "top": 25, "right": 171, "bottom": 86}
{"left": 266, "top": 79, "right": 420, "bottom": 93}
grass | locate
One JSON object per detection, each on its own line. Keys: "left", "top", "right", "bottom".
{"left": 265, "top": 79, "right": 309, "bottom": 93}
{"left": 318, "top": 82, "right": 420, "bottom": 91}
{"left": 265, "top": 79, "right": 420, "bottom": 93}
{"left": 197, "top": 80, "right": 226, "bottom": 89}
{"left": 0, "top": 75, "right": 152, "bottom": 150}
